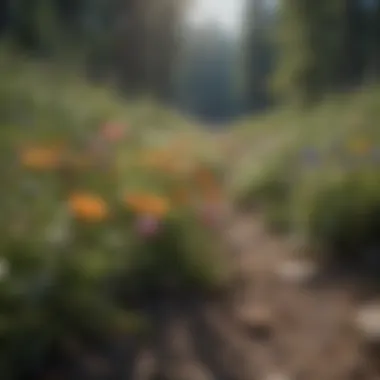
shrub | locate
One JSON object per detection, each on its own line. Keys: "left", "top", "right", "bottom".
{"left": 231, "top": 89, "right": 380, "bottom": 273}
{"left": 303, "top": 171, "right": 380, "bottom": 267}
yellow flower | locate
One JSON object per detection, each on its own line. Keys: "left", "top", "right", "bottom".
{"left": 124, "top": 193, "right": 170, "bottom": 218}
{"left": 68, "top": 192, "right": 109, "bottom": 222}
{"left": 347, "top": 137, "right": 371, "bottom": 156}
{"left": 20, "top": 145, "right": 63, "bottom": 170}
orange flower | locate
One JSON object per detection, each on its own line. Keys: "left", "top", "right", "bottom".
{"left": 193, "top": 166, "right": 223, "bottom": 203}
{"left": 194, "top": 166, "right": 218, "bottom": 189}
{"left": 20, "top": 146, "right": 63, "bottom": 170}
{"left": 202, "top": 185, "right": 222, "bottom": 203}
{"left": 124, "top": 193, "right": 170, "bottom": 218}
{"left": 68, "top": 192, "right": 109, "bottom": 222}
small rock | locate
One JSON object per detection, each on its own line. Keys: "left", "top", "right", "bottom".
{"left": 276, "top": 259, "right": 318, "bottom": 284}
{"left": 132, "top": 348, "right": 156, "bottom": 380}
{"left": 265, "top": 373, "right": 291, "bottom": 380}
{"left": 82, "top": 354, "right": 111, "bottom": 377}
{"left": 355, "top": 303, "right": 380, "bottom": 339}
{"left": 240, "top": 306, "right": 275, "bottom": 341}
{"left": 287, "top": 234, "right": 309, "bottom": 254}
{"left": 153, "top": 363, "right": 214, "bottom": 380}
{"left": 355, "top": 303, "right": 380, "bottom": 374}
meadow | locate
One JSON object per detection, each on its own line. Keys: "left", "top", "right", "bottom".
{"left": 0, "top": 53, "right": 230, "bottom": 377}
{"left": 2, "top": 51, "right": 380, "bottom": 377}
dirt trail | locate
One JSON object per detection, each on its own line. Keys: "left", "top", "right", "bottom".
{"left": 146, "top": 209, "right": 380, "bottom": 380}
{"left": 61, "top": 210, "right": 380, "bottom": 380}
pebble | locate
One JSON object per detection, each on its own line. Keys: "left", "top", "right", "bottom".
{"left": 276, "top": 259, "right": 318, "bottom": 284}
{"left": 355, "top": 303, "right": 380, "bottom": 339}
{"left": 239, "top": 305, "right": 275, "bottom": 341}
{"left": 264, "top": 373, "right": 291, "bottom": 380}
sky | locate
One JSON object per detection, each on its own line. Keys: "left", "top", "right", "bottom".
{"left": 186, "top": 0, "right": 245, "bottom": 35}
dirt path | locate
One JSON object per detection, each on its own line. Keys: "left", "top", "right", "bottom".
{"left": 58, "top": 210, "right": 380, "bottom": 380}
{"left": 124, "top": 209, "right": 379, "bottom": 380}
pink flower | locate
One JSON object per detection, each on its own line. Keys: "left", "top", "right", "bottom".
{"left": 199, "top": 203, "right": 221, "bottom": 229}
{"left": 101, "top": 122, "right": 127, "bottom": 142}
{"left": 87, "top": 136, "right": 110, "bottom": 166}
{"left": 89, "top": 136, "right": 107, "bottom": 155}
{"left": 136, "top": 215, "right": 160, "bottom": 237}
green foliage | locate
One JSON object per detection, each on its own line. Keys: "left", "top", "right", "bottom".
{"left": 232, "top": 87, "right": 380, "bottom": 266}
{"left": 271, "top": 0, "right": 380, "bottom": 106}
{"left": 304, "top": 172, "right": 380, "bottom": 257}
{"left": 0, "top": 0, "right": 187, "bottom": 99}
{"left": 0, "top": 56, "right": 228, "bottom": 376}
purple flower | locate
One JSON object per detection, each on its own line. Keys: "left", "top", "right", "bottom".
{"left": 300, "top": 147, "right": 319, "bottom": 166}
{"left": 136, "top": 215, "right": 160, "bottom": 237}
{"left": 199, "top": 203, "right": 221, "bottom": 229}
{"left": 372, "top": 147, "right": 380, "bottom": 165}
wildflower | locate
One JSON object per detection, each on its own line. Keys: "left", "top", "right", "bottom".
{"left": 198, "top": 202, "right": 221, "bottom": 229}
{"left": 68, "top": 192, "right": 109, "bottom": 222}
{"left": 172, "top": 187, "right": 189, "bottom": 206}
{"left": 135, "top": 215, "right": 160, "bottom": 237}
{"left": 194, "top": 166, "right": 218, "bottom": 189}
{"left": 88, "top": 136, "right": 108, "bottom": 156}
{"left": 372, "top": 147, "right": 380, "bottom": 164}
{"left": 101, "top": 122, "right": 127, "bottom": 142}
{"left": 124, "top": 193, "right": 170, "bottom": 218}
{"left": 202, "top": 185, "right": 223, "bottom": 203}
{"left": 20, "top": 145, "right": 63, "bottom": 170}
{"left": 348, "top": 137, "right": 371, "bottom": 156}
{"left": 140, "top": 150, "right": 175, "bottom": 172}
{"left": 194, "top": 166, "right": 222, "bottom": 202}
{"left": 300, "top": 147, "right": 320, "bottom": 167}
